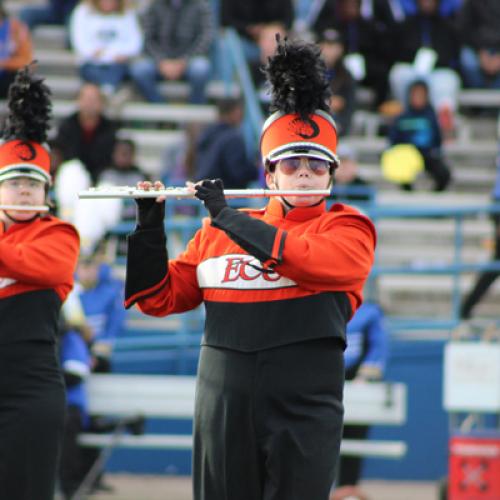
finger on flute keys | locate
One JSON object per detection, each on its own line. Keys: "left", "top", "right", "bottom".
{"left": 137, "top": 180, "right": 166, "bottom": 202}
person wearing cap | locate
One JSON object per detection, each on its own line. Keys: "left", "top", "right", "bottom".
{"left": 124, "top": 37, "right": 376, "bottom": 500}
{"left": 0, "top": 67, "right": 80, "bottom": 500}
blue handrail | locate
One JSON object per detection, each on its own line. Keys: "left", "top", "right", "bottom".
{"left": 111, "top": 200, "right": 500, "bottom": 344}
{"left": 220, "top": 28, "right": 264, "bottom": 158}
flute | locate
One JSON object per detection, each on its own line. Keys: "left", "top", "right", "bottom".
{"left": 0, "top": 204, "right": 50, "bottom": 212}
{"left": 78, "top": 187, "right": 332, "bottom": 199}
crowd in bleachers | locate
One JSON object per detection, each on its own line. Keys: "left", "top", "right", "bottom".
{"left": 0, "top": 0, "right": 497, "bottom": 209}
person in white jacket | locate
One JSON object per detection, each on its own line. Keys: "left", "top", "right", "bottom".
{"left": 70, "top": 0, "right": 143, "bottom": 96}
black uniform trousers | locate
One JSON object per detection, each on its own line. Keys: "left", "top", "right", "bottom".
{"left": 193, "top": 337, "right": 345, "bottom": 500}
{"left": 0, "top": 341, "right": 66, "bottom": 500}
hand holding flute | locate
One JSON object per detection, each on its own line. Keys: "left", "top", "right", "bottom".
{"left": 134, "top": 179, "right": 229, "bottom": 224}
{"left": 134, "top": 180, "right": 167, "bottom": 230}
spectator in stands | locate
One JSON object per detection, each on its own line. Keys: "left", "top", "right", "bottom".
{"left": 55, "top": 83, "right": 118, "bottom": 183}
{"left": 220, "top": 0, "right": 294, "bottom": 63}
{"left": 99, "top": 137, "right": 148, "bottom": 188}
{"left": 333, "top": 144, "right": 374, "bottom": 203}
{"left": 69, "top": 0, "right": 143, "bottom": 98}
{"left": 331, "top": 298, "right": 388, "bottom": 500}
{"left": 128, "top": 0, "right": 214, "bottom": 104}
{"left": 388, "top": 79, "right": 452, "bottom": 191}
{"left": 456, "top": 0, "right": 500, "bottom": 91}
{"left": 18, "top": 0, "right": 78, "bottom": 31}
{"left": 58, "top": 323, "right": 92, "bottom": 500}
{"left": 319, "top": 29, "right": 358, "bottom": 137}
{"left": 311, "top": 0, "right": 396, "bottom": 108}
{"left": 57, "top": 243, "right": 126, "bottom": 497}
{"left": 388, "top": 0, "right": 462, "bottom": 138}
{"left": 98, "top": 138, "right": 149, "bottom": 255}
{"left": 195, "top": 97, "right": 259, "bottom": 188}
{"left": 312, "top": 0, "right": 405, "bottom": 44}
{"left": 0, "top": 4, "right": 32, "bottom": 98}
{"left": 460, "top": 145, "right": 500, "bottom": 319}
{"left": 161, "top": 122, "right": 203, "bottom": 187}
{"left": 125, "top": 36, "right": 376, "bottom": 500}
{"left": 70, "top": 241, "right": 126, "bottom": 371}
{"left": 399, "top": 0, "right": 462, "bottom": 17}
{"left": 249, "top": 22, "right": 288, "bottom": 113}
{"left": 0, "top": 67, "right": 80, "bottom": 500}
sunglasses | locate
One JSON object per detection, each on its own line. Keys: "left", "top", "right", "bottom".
{"left": 276, "top": 157, "right": 331, "bottom": 176}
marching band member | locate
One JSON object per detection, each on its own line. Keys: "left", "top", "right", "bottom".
{"left": 125, "top": 36, "right": 376, "bottom": 500}
{"left": 0, "top": 66, "right": 80, "bottom": 500}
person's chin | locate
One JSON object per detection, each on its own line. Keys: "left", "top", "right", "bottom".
{"left": 285, "top": 195, "right": 322, "bottom": 207}
{"left": 10, "top": 210, "right": 37, "bottom": 219}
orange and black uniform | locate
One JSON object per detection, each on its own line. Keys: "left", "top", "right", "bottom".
{"left": 126, "top": 198, "right": 376, "bottom": 500}
{"left": 0, "top": 215, "right": 79, "bottom": 500}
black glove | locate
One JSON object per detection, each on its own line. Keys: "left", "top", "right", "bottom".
{"left": 194, "top": 179, "right": 228, "bottom": 218}
{"left": 135, "top": 197, "right": 165, "bottom": 230}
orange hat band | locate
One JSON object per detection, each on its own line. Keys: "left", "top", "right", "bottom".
{"left": 0, "top": 140, "right": 51, "bottom": 184}
{"left": 260, "top": 110, "right": 338, "bottom": 165}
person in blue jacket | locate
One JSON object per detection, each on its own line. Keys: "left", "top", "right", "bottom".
{"left": 194, "top": 97, "right": 259, "bottom": 189}
{"left": 388, "top": 78, "right": 452, "bottom": 191}
{"left": 73, "top": 246, "right": 126, "bottom": 372}
{"left": 58, "top": 328, "right": 92, "bottom": 500}
{"left": 332, "top": 300, "right": 389, "bottom": 500}
{"left": 57, "top": 244, "right": 126, "bottom": 496}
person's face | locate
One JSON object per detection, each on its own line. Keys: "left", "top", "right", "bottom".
{"left": 112, "top": 142, "right": 134, "bottom": 169}
{"left": 78, "top": 84, "right": 104, "bottom": 117}
{"left": 320, "top": 41, "right": 344, "bottom": 66}
{"left": 409, "top": 85, "right": 429, "bottom": 109}
{"left": 418, "top": 0, "right": 438, "bottom": 15}
{"left": 266, "top": 156, "right": 332, "bottom": 207}
{"left": 0, "top": 177, "right": 46, "bottom": 222}
{"left": 258, "top": 24, "right": 286, "bottom": 62}
{"left": 77, "top": 259, "right": 100, "bottom": 289}
{"left": 97, "top": 0, "right": 120, "bottom": 13}
{"left": 340, "top": 0, "right": 361, "bottom": 19}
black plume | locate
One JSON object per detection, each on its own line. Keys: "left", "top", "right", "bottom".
{"left": 2, "top": 63, "right": 52, "bottom": 144}
{"left": 263, "top": 35, "right": 331, "bottom": 121}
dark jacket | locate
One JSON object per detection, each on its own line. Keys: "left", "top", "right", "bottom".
{"left": 220, "top": 0, "right": 293, "bottom": 40}
{"left": 457, "top": 0, "right": 500, "bottom": 52}
{"left": 142, "top": 0, "right": 214, "bottom": 60}
{"left": 55, "top": 112, "right": 117, "bottom": 183}
{"left": 326, "top": 63, "right": 357, "bottom": 136}
{"left": 393, "top": 11, "right": 460, "bottom": 68}
{"left": 195, "top": 122, "right": 258, "bottom": 189}
{"left": 389, "top": 104, "right": 442, "bottom": 155}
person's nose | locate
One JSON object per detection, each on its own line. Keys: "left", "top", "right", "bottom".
{"left": 296, "top": 159, "right": 312, "bottom": 176}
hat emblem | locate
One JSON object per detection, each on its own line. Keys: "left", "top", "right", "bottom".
{"left": 288, "top": 117, "right": 320, "bottom": 140}
{"left": 13, "top": 142, "right": 36, "bottom": 162}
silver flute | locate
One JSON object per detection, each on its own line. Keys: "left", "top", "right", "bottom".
{"left": 78, "top": 187, "right": 332, "bottom": 199}
{"left": 0, "top": 204, "right": 50, "bottom": 212}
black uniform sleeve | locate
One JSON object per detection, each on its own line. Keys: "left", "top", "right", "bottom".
{"left": 125, "top": 227, "right": 169, "bottom": 308}
{"left": 211, "top": 207, "right": 286, "bottom": 267}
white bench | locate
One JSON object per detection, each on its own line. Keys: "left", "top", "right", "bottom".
{"left": 78, "top": 374, "right": 407, "bottom": 459}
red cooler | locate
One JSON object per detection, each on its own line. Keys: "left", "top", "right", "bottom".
{"left": 448, "top": 436, "right": 500, "bottom": 500}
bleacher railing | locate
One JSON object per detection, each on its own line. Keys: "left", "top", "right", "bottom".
{"left": 111, "top": 198, "right": 500, "bottom": 372}
{"left": 365, "top": 202, "right": 500, "bottom": 332}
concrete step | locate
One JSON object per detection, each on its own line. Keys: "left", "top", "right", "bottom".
{"left": 378, "top": 274, "right": 500, "bottom": 317}
{"left": 42, "top": 75, "right": 240, "bottom": 101}
{"left": 344, "top": 136, "right": 498, "bottom": 163}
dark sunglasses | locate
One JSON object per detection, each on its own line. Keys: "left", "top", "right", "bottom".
{"left": 277, "top": 157, "right": 331, "bottom": 176}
